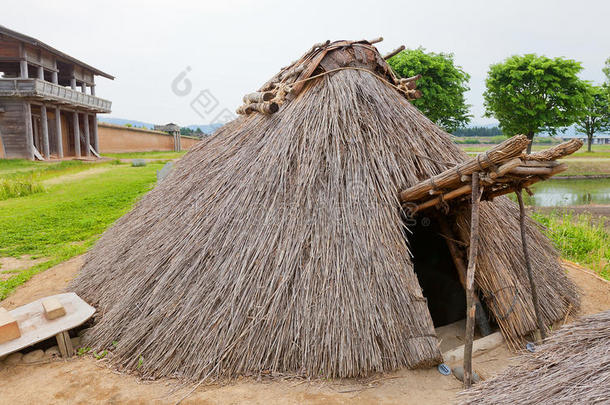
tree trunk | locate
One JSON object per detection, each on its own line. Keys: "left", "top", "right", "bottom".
{"left": 526, "top": 132, "right": 535, "bottom": 154}
{"left": 588, "top": 132, "right": 593, "bottom": 152}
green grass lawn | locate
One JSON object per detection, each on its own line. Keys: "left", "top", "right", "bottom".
{"left": 532, "top": 212, "right": 609, "bottom": 280}
{"left": 101, "top": 151, "right": 187, "bottom": 160}
{"left": 0, "top": 161, "right": 162, "bottom": 299}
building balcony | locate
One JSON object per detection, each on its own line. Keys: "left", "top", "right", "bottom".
{"left": 0, "top": 78, "right": 111, "bottom": 113}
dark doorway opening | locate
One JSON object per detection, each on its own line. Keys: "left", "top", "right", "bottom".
{"left": 406, "top": 217, "right": 467, "bottom": 328}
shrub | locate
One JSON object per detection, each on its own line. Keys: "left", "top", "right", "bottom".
{"left": 0, "top": 177, "right": 45, "bottom": 200}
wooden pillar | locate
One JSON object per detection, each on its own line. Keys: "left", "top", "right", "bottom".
{"left": 40, "top": 104, "right": 50, "bottom": 158}
{"left": 52, "top": 59, "right": 58, "bottom": 84}
{"left": 72, "top": 111, "right": 81, "bottom": 157}
{"left": 516, "top": 189, "right": 547, "bottom": 341}
{"left": 81, "top": 83, "right": 87, "bottom": 94}
{"left": 20, "top": 60, "right": 28, "bottom": 78}
{"left": 55, "top": 108, "right": 63, "bottom": 158}
{"left": 70, "top": 77, "right": 76, "bottom": 90}
{"left": 90, "top": 84, "right": 96, "bottom": 96}
{"left": 91, "top": 114, "right": 98, "bottom": 153}
{"left": 24, "top": 102, "right": 34, "bottom": 160}
{"left": 463, "top": 172, "right": 482, "bottom": 388}
{"left": 37, "top": 66, "right": 44, "bottom": 80}
{"left": 83, "top": 113, "right": 90, "bottom": 156}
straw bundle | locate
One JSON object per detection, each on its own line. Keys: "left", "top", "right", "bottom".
{"left": 459, "top": 310, "right": 610, "bottom": 404}
{"left": 70, "top": 42, "right": 578, "bottom": 381}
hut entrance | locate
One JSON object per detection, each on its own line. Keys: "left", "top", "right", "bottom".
{"left": 406, "top": 217, "right": 467, "bottom": 327}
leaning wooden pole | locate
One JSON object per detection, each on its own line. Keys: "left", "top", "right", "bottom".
{"left": 463, "top": 172, "right": 482, "bottom": 388}
{"left": 516, "top": 188, "right": 548, "bottom": 341}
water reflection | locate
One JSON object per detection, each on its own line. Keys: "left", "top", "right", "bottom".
{"left": 521, "top": 179, "right": 610, "bottom": 207}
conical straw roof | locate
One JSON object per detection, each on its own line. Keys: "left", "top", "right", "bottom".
{"left": 71, "top": 40, "right": 578, "bottom": 381}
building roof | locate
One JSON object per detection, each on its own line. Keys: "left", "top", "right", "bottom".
{"left": 0, "top": 25, "right": 114, "bottom": 80}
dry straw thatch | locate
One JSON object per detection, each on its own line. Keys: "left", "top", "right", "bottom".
{"left": 459, "top": 310, "right": 610, "bottom": 404}
{"left": 70, "top": 39, "right": 578, "bottom": 381}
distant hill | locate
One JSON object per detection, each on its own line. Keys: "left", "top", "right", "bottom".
{"left": 99, "top": 117, "right": 223, "bottom": 134}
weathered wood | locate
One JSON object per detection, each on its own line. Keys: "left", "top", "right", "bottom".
{"left": 40, "top": 104, "right": 49, "bottom": 158}
{"left": 242, "top": 91, "right": 274, "bottom": 104}
{"left": 383, "top": 45, "right": 405, "bottom": 60}
{"left": 509, "top": 164, "right": 567, "bottom": 176}
{"left": 236, "top": 102, "right": 279, "bottom": 115}
{"left": 24, "top": 102, "right": 34, "bottom": 160}
{"left": 525, "top": 138, "right": 583, "bottom": 161}
{"left": 72, "top": 111, "right": 80, "bottom": 157}
{"left": 83, "top": 113, "right": 90, "bottom": 156}
{"left": 400, "top": 135, "right": 529, "bottom": 202}
{"left": 55, "top": 108, "right": 63, "bottom": 158}
{"left": 412, "top": 184, "right": 471, "bottom": 213}
{"left": 516, "top": 189, "right": 547, "bottom": 341}
{"left": 20, "top": 60, "right": 28, "bottom": 78}
{"left": 91, "top": 113, "right": 98, "bottom": 153}
{"left": 464, "top": 172, "right": 482, "bottom": 389}
{"left": 368, "top": 37, "right": 383, "bottom": 44}
{"left": 55, "top": 330, "right": 73, "bottom": 357}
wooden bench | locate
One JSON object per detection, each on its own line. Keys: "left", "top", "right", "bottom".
{"left": 0, "top": 293, "right": 95, "bottom": 358}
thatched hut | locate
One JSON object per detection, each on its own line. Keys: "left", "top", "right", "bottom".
{"left": 71, "top": 39, "right": 579, "bottom": 381}
{"left": 459, "top": 310, "right": 610, "bottom": 404}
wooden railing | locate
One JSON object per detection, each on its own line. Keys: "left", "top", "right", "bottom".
{"left": 0, "top": 78, "right": 112, "bottom": 112}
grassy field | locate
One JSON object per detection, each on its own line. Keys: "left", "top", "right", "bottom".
{"left": 532, "top": 212, "right": 609, "bottom": 280}
{"left": 101, "top": 151, "right": 187, "bottom": 160}
{"left": 0, "top": 159, "right": 163, "bottom": 299}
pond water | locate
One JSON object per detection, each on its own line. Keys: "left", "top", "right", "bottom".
{"left": 520, "top": 178, "right": 610, "bottom": 207}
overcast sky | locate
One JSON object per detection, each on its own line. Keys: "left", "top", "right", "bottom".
{"left": 4, "top": 0, "right": 609, "bottom": 126}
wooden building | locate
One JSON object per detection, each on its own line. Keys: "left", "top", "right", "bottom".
{"left": 0, "top": 25, "right": 114, "bottom": 160}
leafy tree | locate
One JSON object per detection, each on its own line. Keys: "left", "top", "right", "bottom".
{"left": 388, "top": 48, "right": 471, "bottom": 132}
{"left": 603, "top": 57, "right": 610, "bottom": 82}
{"left": 576, "top": 84, "right": 610, "bottom": 152}
{"left": 483, "top": 54, "right": 588, "bottom": 153}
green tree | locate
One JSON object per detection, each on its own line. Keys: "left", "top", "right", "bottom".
{"left": 576, "top": 84, "right": 610, "bottom": 152}
{"left": 388, "top": 48, "right": 471, "bottom": 132}
{"left": 483, "top": 54, "right": 588, "bottom": 153}
{"left": 603, "top": 57, "right": 610, "bottom": 82}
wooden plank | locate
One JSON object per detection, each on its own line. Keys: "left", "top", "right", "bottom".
{"left": 0, "top": 293, "right": 95, "bottom": 358}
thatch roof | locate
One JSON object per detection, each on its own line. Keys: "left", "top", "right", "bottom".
{"left": 70, "top": 39, "right": 579, "bottom": 381}
{"left": 459, "top": 310, "right": 610, "bottom": 404}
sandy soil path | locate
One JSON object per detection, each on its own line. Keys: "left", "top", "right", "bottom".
{"left": 0, "top": 258, "right": 607, "bottom": 404}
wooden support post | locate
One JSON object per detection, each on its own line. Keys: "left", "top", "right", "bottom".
{"left": 90, "top": 84, "right": 96, "bottom": 96}
{"left": 463, "top": 172, "right": 482, "bottom": 388}
{"left": 439, "top": 219, "right": 491, "bottom": 337}
{"left": 55, "top": 108, "right": 63, "bottom": 158}
{"left": 55, "top": 330, "right": 73, "bottom": 358}
{"left": 70, "top": 77, "right": 77, "bottom": 90}
{"left": 516, "top": 188, "right": 547, "bottom": 341}
{"left": 83, "top": 114, "right": 90, "bottom": 156}
{"left": 81, "top": 83, "right": 87, "bottom": 94}
{"left": 40, "top": 104, "right": 50, "bottom": 158}
{"left": 24, "top": 102, "right": 34, "bottom": 160}
{"left": 91, "top": 114, "right": 98, "bottom": 153}
{"left": 52, "top": 59, "right": 58, "bottom": 84}
{"left": 37, "top": 66, "right": 44, "bottom": 80}
{"left": 72, "top": 112, "right": 81, "bottom": 157}
{"left": 20, "top": 60, "right": 28, "bottom": 78}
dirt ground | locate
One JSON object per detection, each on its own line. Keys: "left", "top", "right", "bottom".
{"left": 0, "top": 258, "right": 608, "bottom": 405}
